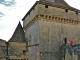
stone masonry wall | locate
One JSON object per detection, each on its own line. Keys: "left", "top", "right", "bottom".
{"left": 25, "top": 21, "right": 40, "bottom": 60}
{"left": 38, "top": 4, "right": 79, "bottom": 20}
{"left": 8, "top": 42, "right": 28, "bottom": 59}
{"left": 23, "top": 4, "right": 80, "bottom": 29}
{"left": 0, "top": 58, "right": 6, "bottom": 60}
{"left": 39, "top": 17, "right": 80, "bottom": 60}
{"left": 23, "top": 3, "right": 80, "bottom": 60}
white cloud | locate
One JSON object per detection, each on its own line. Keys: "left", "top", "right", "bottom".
{"left": 0, "top": 4, "right": 11, "bottom": 15}
{"left": 5, "top": 0, "right": 12, "bottom": 2}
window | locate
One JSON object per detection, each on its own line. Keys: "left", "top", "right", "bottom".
{"left": 65, "top": 9, "right": 68, "bottom": 12}
{"left": 29, "top": 12, "right": 30, "bottom": 15}
{"left": 23, "top": 50, "right": 26, "bottom": 55}
{"left": 76, "top": 12, "right": 78, "bottom": 15}
{"left": 64, "top": 38, "right": 67, "bottom": 44}
{"left": 45, "top": 5, "right": 48, "bottom": 8}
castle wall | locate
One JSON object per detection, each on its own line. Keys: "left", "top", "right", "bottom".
{"left": 62, "top": 24, "right": 80, "bottom": 43}
{"left": 39, "top": 16, "right": 80, "bottom": 60}
{"left": 38, "top": 4, "right": 79, "bottom": 20}
{"left": 23, "top": 4, "right": 80, "bottom": 29}
{"left": 0, "top": 58, "right": 6, "bottom": 60}
{"left": 25, "top": 21, "right": 40, "bottom": 60}
{"left": 23, "top": 3, "right": 80, "bottom": 60}
{"left": 39, "top": 19, "right": 61, "bottom": 60}
{"left": 8, "top": 42, "right": 28, "bottom": 60}
{"left": 23, "top": 5, "right": 38, "bottom": 27}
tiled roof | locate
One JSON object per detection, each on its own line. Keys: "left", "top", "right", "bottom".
{"left": 8, "top": 22, "right": 26, "bottom": 42}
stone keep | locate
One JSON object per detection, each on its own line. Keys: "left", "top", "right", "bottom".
{"left": 22, "top": 0, "right": 80, "bottom": 60}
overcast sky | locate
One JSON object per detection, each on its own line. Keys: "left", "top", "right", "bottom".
{"left": 0, "top": 0, "right": 80, "bottom": 41}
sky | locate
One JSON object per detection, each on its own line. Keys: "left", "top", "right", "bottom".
{"left": 0, "top": 0, "right": 80, "bottom": 41}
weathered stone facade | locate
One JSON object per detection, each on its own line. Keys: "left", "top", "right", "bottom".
{"left": 0, "top": 39, "right": 6, "bottom": 60}
{"left": 22, "top": 0, "right": 80, "bottom": 60}
{"left": 1, "top": 0, "right": 80, "bottom": 60}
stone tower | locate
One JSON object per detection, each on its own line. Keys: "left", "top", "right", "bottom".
{"left": 22, "top": 0, "right": 80, "bottom": 60}
{"left": 7, "top": 22, "right": 28, "bottom": 60}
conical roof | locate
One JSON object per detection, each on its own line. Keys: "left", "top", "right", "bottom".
{"left": 9, "top": 22, "right": 25, "bottom": 42}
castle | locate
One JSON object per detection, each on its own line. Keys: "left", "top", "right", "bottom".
{"left": 0, "top": 0, "right": 80, "bottom": 60}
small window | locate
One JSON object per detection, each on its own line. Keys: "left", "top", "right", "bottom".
{"left": 23, "top": 50, "right": 26, "bottom": 55}
{"left": 64, "top": 38, "right": 67, "bottom": 44}
{"left": 45, "top": 5, "right": 48, "bottom": 8}
{"left": 76, "top": 12, "right": 78, "bottom": 15}
{"left": 29, "top": 12, "right": 30, "bottom": 15}
{"left": 33, "top": 7, "right": 35, "bottom": 10}
{"left": 65, "top": 9, "right": 68, "bottom": 12}
{"left": 24, "top": 59, "right": 26, "bottom": 60}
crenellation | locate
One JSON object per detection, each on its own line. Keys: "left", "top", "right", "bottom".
{"left": 38, "top": 14, "right": 80, "bottom": 25}
{"left": 24, "top": 14, "right": 80, "bottom": 30}
{"left": 52, "top": 17, "right": 55, "bottom": 22}
{"left": 64, "top": 18, "right": 67, "bottom": 24}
